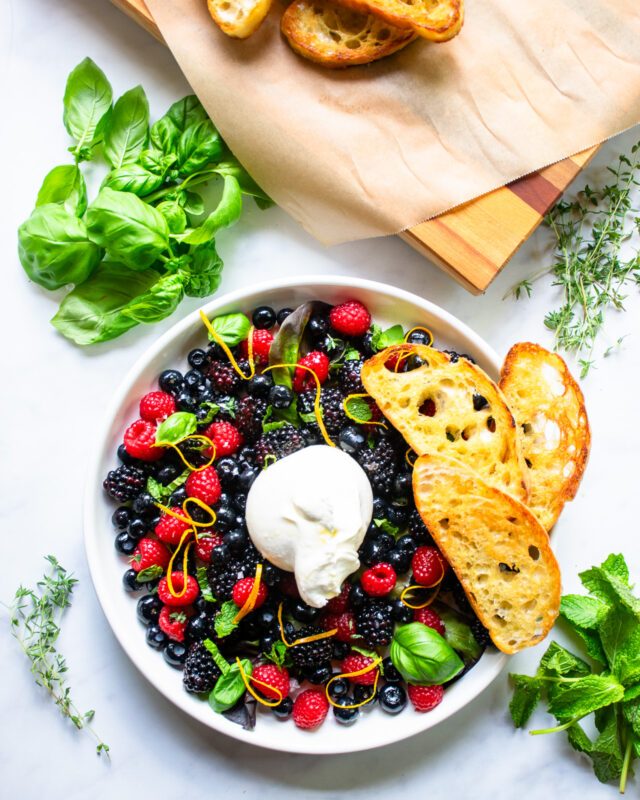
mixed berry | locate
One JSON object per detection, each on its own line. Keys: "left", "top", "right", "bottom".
{"left": 103, "top": 298, "right": 491, "bottom": 732}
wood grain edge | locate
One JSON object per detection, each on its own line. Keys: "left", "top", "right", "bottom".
{"left": 111, "top": 0, "right": 163, "bottom": 41}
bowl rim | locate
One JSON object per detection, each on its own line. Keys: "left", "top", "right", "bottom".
{"left": 84, "top": 274, "right": 508, "bottom": 754}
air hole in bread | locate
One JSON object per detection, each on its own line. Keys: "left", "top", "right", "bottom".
{"left": 522, "top": 422, "right": 533, "bottom": 435}
{"left": 461, "top": 425, "right": 476, "bottom": 441}
{"left": 439, "top": 518, "right": 449, "bottom": 529}
{"left": 499, "top": 562, "right": 520, "bottom": 574}
{"left": 493, "top": 614, "right": 507, "bottom": 627}
{"left": 528, "top": 545, "right": 540, "bottom": 561}
{"left": 525, "top": 457, "right": 533, "bottom": 469}
{"left": 445, "top": 427, "right": 459, "bottom": 442}
{"left": 473, "top": 392, "right": 489, "bottom": 411}
{"left": 523, "top": 599, "right": 538, "bottom": 611}
{"left": 477, "top": 573, "right": 488, "bottom": 585}
{"left": 419, "top": 398, "right": 436, "bottom": 417}
{"left": 487, "top": 417, "right": 496, "bottom": 433}
{"left": 507, "top": 516, "right": 517, "bottom": 524}
{"left": 378, "top": 28, "right": 391, "bottom": 40}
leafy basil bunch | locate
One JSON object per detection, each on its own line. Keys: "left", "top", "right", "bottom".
{"left": 202, "top": 638, "right": 252, "bottom": 713}
{"left": 17, "top": 57, "right": 272, "bottom": 346}
{"left": 390, "top": 622, "right": 464, "bottom": 684}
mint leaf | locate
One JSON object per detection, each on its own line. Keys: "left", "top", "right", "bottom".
{"left": 262, "top": 419, "right": 288, "bottom": 434}
{"left": 509, "top": 674, "right": 543, "bottom": 728}
{"left": 155, "top": 411, "right": 197, "bottom": 445}
{"left": 299, "top": 411, "right": 317, "bottom": 424}
{"left": 343, "top": 347, "right": 361, "bottom": 361}
{"left": 214, "top": 600, "right": 239, "bottom": 638}
{"left": 370, "top": 323, "right": 405, "bottom": 352}
{"left": 343, "top": 395, "right": 372, "bottom": 423}
{"left": 560, "top": 594, "right": 610, "bottom": 629}
{"left": 351, "top": 644, "right": 379, "bottom": 659}
{"left": 623, "top": 696, "right": 640, "bottom": 738}
{"left": 569, "top": 625, "right": 608, "bottom": 665}
{"left": 135, "top": 565, "right": 163, "bottom": 583}
{"left": 208, "top": 312, "right": 250, "bottom": 346}
{"left": 547, "top": 674, "right": 625, "bottom": 722}
{"left": 599, "top": 607, "right": 640, "bottom": 685}
{"left": 539, "top": 641, "right": 591, "bottom": 678}
{"left": 146, "top": 469, "right": 189, "bottom": 502}
{"left": 590, "top": 707, "right": 624, "bottom": 784}
{"left": 373, "top": 518, "right": 400, "bottom": 537}
{"left": 580, "top": 554, "right": 640, "bottom": 618}
{"left": 196, "top": 566, "right": 215, "bottom": 603}
{"left": 264, "top": 640, "right": 291, "bottom": 668}
{"left": 566, "top": 722, "right": 594, "bottom": 754}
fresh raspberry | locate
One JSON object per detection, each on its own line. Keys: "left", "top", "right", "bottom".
{"left": 240, "top": 329, "right": 274, "bottom": 363}
{"left": 251, "top": 664, "right": 290, "bottom": 701}
{"left": 185, "top": 467, "right": 221, "bottom": 506}
{"left": 139, "top": 391, "right": 176, "bottom": 422}
{"left": 412, "top": 546, "right": 448, "bottom": 586}
{"left": 293, "top": 351, "right": 330, "bottom": 393}
{"left": 292, "top": 689, "right": 329, "bottom": 730}
{"left": 123, "top": 419, "right": 164, "bottom": 461}
{"left": 322, "top": 611, "right": 356, "bottom": 643}
{"left": 155, "top": 507, "right": 193, "bottom": 546}
{"left": 232, "top": 576, "right": 268, "bottom": 609}
{"left": 130, "top": 537, "right": 171, "bottom": 574}
{"left": 413, "top": 607, "right": 446, "bottom": 636}
{"left": 158, "top": 605, "right": 192, "bottom": 642}
{"left": 204, "top": 421, "right": 243, "bottom": 458}
{"left": 341, "top": 653, "right": 379, "bottom": 685}
{"left": 329, "top": 300, "right": 371, "bottom": 338}
{"left": 195, "top": 531, "right": 223, "bottom": 563}
{"left": 158, "top": 572, "right": 200, "bottom": 607}
{"left": 407, "top": 683, "right": 444, "bottom": 712}
{"left": 361, "top": 563, "right": 397, "bottom": 596}
{"left": 325, "top": 583, "right": 351, "bottom": 614}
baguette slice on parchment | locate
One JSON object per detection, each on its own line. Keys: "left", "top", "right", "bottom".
{"left": 207, "top": 0, "right": 272, "bottom": 38}
{"left": 338, "top": 0, "right": 463, "bottom": 41}
{"left": 499, "top": 342, "right": 590, "bottom": 532}
{"left": 413, "top": 454, "right": 561, "bottom": 654}
{"left": 282, "top": 0, "right": 417, "bottom": 68}
{"left": 361, "top": 344, "right": 529, "bottom": 501}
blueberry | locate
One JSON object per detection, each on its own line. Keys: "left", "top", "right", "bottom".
{"left": 132, "top": 492, "right": 156, "bottom": 517}
{"left": 122, "top": 568, "right": 142, "bottom": 592}
{"left": 146, "top": 624, "right": 168, "bottom": 650}
{"left": 216, "top": 457, "right": 240, "bottom": 491}
{"left": 349, "top": 583, "right": 367, "bottom": 610}
{"left": 333, "top": 640, "right": 350, "bottom": 660}
{"left": 260, "top": 633, "right": 278, "bottom": 653}
{"left": 188, "top": 348, "right": 209, "bottom": 369}
{"left": 247, "top": 374, "right": 273, "bottom": 399}
{"left": 314, "top": 334, "right": 345, "bottom": 358}
{"left": 115, "top": 532, "right": 137, "bottom": 555}
{"left": 333, "top": 696, "right": 360, "bottom": 725}
{"left": 157, "top": 464, "right": 180, "bottom": 485}
{"left": 359, "top": 535, "right": 393, "bottom": 567}
{"left": 169, "top": 486, "right": 187, "bottom": 506}
{"left": 159, "top": 369, "right": 184, "bottom": 395}
{"left": 257, "top": 608, "right": 278, "bottom": 631}
{"left": 185, "top": 612, "right": 211, "bottom": 644}
{"left": 372, "top": 496, "right": 389, "bottom": 519}
{"left": 269, "top": 384, "right": 294, "bottom": 409}
{"left": 238, "top": 446, "right": 256, "bottom": 466}
{"left": 223, "top": 528, "right": 247, "bottom": 553}
{"left": 396, "top": 534, "right": 417, "bottom": 554}
{"left": 262, "top": 563, "right": 281, "bottom": 587}
{"left": 176, "top": 392, "right": 197, "bottom": 412}
{"left": 163, "top": 641, "right": 188, "bottom": 667}
{"left": 387, "top": 548, "right": 411, "bottom": 574}
{"left": 361, "top": 331, "right": 375, "bottom": 357}
{"left": 195, "top": 382, "right": 214, "bottom": 402}
{"left": 238, "top": 465, "right": 259, "bottom": 492}
{"left": 308, "top": 313, "right": 329, "bottom": 338}
{"left": 185, "top": 369, "right": 204, "bottom": 388}
{"left": 276, "top": 308, "right": 294, "bottom": 325}
{"left": 241, "top": 617, "right": 262, "bottom": 640}
{"left": 117, "top": 443, "right": 137, "bottom": 466}
{"left": 233, "top": 493, "right": 248, "bottom": 512}
{"left": 211, "top": 544, "right": 230, "bottom": 566}
{"left": 252, "top": 306, "right": 276, "bottom": 330}
{"left": 378, "top": 683, "right": 407, "bottom": 713}
{"left": 386, "top": 504, "right": 408, "bottom": 528}
{"left": 112, "top": 507, "right": 131, "bottom": 531}
{"left": 272, "top": 696, "right": 293, "bottom": 720}
{"left": 382, "top": 657, "right": 403, "bottom": 683}
{"left": 338, "top": 426, "right": 367, "bottom": 454}
{"left": 328, "top": 678, "right": 349, "bottom": 700}
{"left": 393, "top": 473, "right": 413, "bottom": 500}
{"left": 290, "top": 600, "right": 320, "bottom": 623}
{"left": 391, "top": 598, "right": 413, "bottom": 624}
{"left": 406, "top": 329, "right": 431, "bottom": 345}
{"left": 215, "top": 505, "right": 237, "bottom": 532}
{"left": 137, "top": 594, "right": 162, "bottom": 625}
{"left": 354, "top": 685, "right": 377, "bottom": 707}
{"left": 306, "top": 663, "right": 333, "bottom": 685}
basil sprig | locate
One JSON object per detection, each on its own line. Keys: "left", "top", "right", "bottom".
{"left": 155, "top": 412, "right": 197, "bottom": 445}
{"left": 18, "top": 57, "right": 272, "bottom": 346}
{"left": 390, "top": 622, "right": 464, "bottom": 685}
{"left": 203, "top": 639, "right": 252, "bottom": 713}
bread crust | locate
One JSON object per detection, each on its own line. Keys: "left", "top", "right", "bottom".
{"left": 413, "top": 454, "right": 561, "bottom": 654}
{"left": 281, "top": 0, "right": 417, "bottom": 68}
{"left": 337, "top": 0, "right": 464, "bottom": 41}
{"left": 500, "top": 343, "right": 590, "bottom": 531}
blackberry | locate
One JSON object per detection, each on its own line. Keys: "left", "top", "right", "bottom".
{"left": 470, "top": 618, "right": 492, "bottom": 648}
{"left": 442, "top": 349, "right": 476, "bottom": 365}
{"left": 103, "top": 464, "right": 146, "bottom": 502}
{"left": 408, "top": 508, "right": 433, "bottom": 544}
{"left": 298, "top": 387, "right": 347, "bottom": 436}
{"left": 356, "top": 600, "right": 394, "bottom": 648}
{"left": 206, "top": 543, "right": 260, "bottom": 599}
{"left": 338, "top": 358, "right": 365, "bottom": 395}
{"left": 254, "top": 424, "right": 305, "bottom": 466}
{"left": 236, "top": 395, "right": 267, "bottom": 443}
{"left": 355, "top": 438, "right": 396, "bottom": 496}
{"left": 208, "top": 360, "right": 241, "bottom": 395}
{"left": 183, "top": 642, "right": 222, "bottom": 694}
{"left": 289, "top": 626, "right": 334, "bottom": 668}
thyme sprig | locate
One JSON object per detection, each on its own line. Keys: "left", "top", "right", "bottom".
{"left": 506, "top": 141, "right": 640, "bottom": 377}
{"left": 8, "top": 555, "right": 110, "bottom": 757}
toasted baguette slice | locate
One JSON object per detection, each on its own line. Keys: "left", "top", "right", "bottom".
{"left": 499, "top": 343, "right": 590, "bottom": 532}
{"left": 207, "top": 0, "right": 272, "bottom": 38}
{"left": 281, "top": 0, "right": 417, "bottom": 68}
{"left": 361, "top": 344, "right": 529, "bottom": 501}
{"left": 413, "top": 454, "right": 561, "bottom": 653}
{"left": 338, "top": 0, "right": 463, "bottom": 41}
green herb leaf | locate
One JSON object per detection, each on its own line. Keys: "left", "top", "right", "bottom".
{"left": 103, "top": 85, "right": 149, "bottom": 169}
{"left": 196, "top": 567, "right": 215, "bottom": 603}
{"left": 539, "top": 641, "right": 591, "bottom": 678}
{"left": 175, "top": 174, "right": 242, "bottom": 245}
{"left": 18, "top": 204, "right": 103, "bottom": 290}
{"left": 580, "top": 554, "right": 640, "bottom": 619}
{"left": 509, "top": 674, "right": 543, "bottom": 728}
{"left": 343, "top": 395, "right": 372, "bottom": 423}
{"left": 390, "top": 622, "right": 463, "bottom": 685}
{"left": 183, "top": 241, "right": 223, "bottom": 298}
{"left": 351, "top": 644, "right": 379, "bottom": 659}
{"left": 560, "top": 594, "right": 610, "bottom": 630}
{"left": 371, "top": 323, "right": 405, "bottom": 351}
{"left": 343, "top": 347, "right": 361, "bottom": 361}
{"left": 373, "top": 518, "right": 400, "bottom": 537}
{"left": 155, "top": 412, "right": 197, "bottom": 445}
{"left": 136, "top": 565, "right": 164, "bottom": 583}
{"left": 156, "top": 200, "right": 187, "bottom": 234}
{"left": 264, "top": 641, "right": 291, "bottom": 668}
{"left": 547, "top": 674, "right": 625, "bottom": 722}
{"left": 214, "top": 600, "right": 240, "bottom": 638}
{"left": 150, "top": 116, "right": 179, "bottom": 155}
{"left": 177, "top": 119, "right": 223, "bottom": 176}
{"left": 182, "top": 190, "right": 205, "bottom": 215}
{"left": 207, "top": 311, "right": 251, "bottom": 346}
{"left": 63, "top": 58, "right": 113, "bottom": 155}
{"left": 146, "top": 469, "right": 189, "bottom": 502}
{"left": 197, "top": 397, "right": 236, "bottom": 425}
{"left": 269, "top": 301, "right": 317, "bottom": 388}
{"left": 164, "top": 95, "right": 208, "bottom": 136}
{"left": 590, "top": 706, "right": 625, "bottom": 784}
{"left": 598, "top": 608, "right": 640, "bottom": 686}
{"left": 436, "top": 607, "right": 482, "bottom": 662}
{"left": 566, "top": 721, "right": 594, "bottom": 754}
{"left": 119, "top": 272, "right": 185, "bottom": 324}
{"left": 36, "top": 165, "right": 87, "bottom": 216}
{"left": 102, "top": 164, "right": 163, "bottom": 197}
{"left": 209, "top": 658, "right": 252, "bottom": 713}
{"left": 214, "top": 159, "right": 272, "bottom": 207}
{"left": 203, "top": 638, "right": 231, "bottom": 676}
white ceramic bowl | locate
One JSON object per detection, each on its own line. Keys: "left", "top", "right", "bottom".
{"left": 84, "top": 275, "right": 507, "bottom": 754}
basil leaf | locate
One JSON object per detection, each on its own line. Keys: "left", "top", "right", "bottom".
{"left": 390, "top": 622, "right": 464, "bottom": 685}
{"left": 207, "top": 312, "right": 251, "bottom": 346}
{"left": 51, "top": 262, "right": 160, "bottom": 345}
{"left": 560, "top": 594, "right": 610, "bottom": 630}
{"left": 436, "top": 607, "right": 482, "bottom": 662}
{"left": 150, "top": 116, "right": 180, "bottom": 154}
{"left": 344, "top": 395, "right": 372, "bottom": 423}
{"left": 86, "top": 188, "right": 169, "bottom": 269}
{"left": 209, "top": 659, "right": 252, "bottom": 714}
{"left": 269, "top": 301, "right": 316, "bottom": 388}
{"left": 177, "top": 119, "right": 223, "bottom": 176}
{"left": 547, "top": 674, "right": 624, "bottom": 722}
{"left": 539, "top": 641, "right": 591, "bottom": 678}
{"left": 509, "top": 674, "right": 543, "bottom": 728}
{"left": 182, "top": 191, "right": 205, "bottom": 215}
{"left": 183, "top": 241, "right": 223, "bottom": 298}
{"left": 175, "top": 175, "right": 242, "bottom": 245}
{"left": 18, "top": 204, "right": 103, "bottom": 290}
{"left": 214, "top": 160, "right": 272, "bottom": 206}
{"left": 103, "top": 85, "right": 149, "bottom": 168}
{"left": 196, "top": 567, "right": 215, "bottom": 603}
{"left": 122, "top": 272, "right": 184, "bottom": 324}
{"left": 214, "top": 600, "right": 240, "bottom": 638}
{"left": 102, "top": 164, "right": 163, "bottom": 197}
{"left": 165, "top": 95, "right": 208, "bottom": 135}
{"left": 36, "top": 165, "right": 87, "bottom": 216}
{"left": 146, "top": 469, "right": 189, "bottom": 502}
{"left": 203, "top": 638, "right": 231, "bottom": 675}
{"left": 155, "top": 412, "right": 197, "bottom": 445}
{"left": 63, "top": 58, "right": 113, "bottom": 153}
{"left": 139, "top": 148, "right": 176, "bottom": 176}
{"left": 156, "top": 200, "right": 187, "bottom": 234}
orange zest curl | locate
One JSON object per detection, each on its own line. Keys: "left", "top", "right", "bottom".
{"left": 400, "top": 575, "right": 444, "bottom": 610}
{"left": 235, "top": 658, "right": 283, "bottom": 708}
{"left": 277, "top": 602, "right": 337, "bottom": 647}
{"left": 325, "top": 657, "right": 382, "bottom": 709}
{"left": 166, "top": 529, "right": 194, "bottom": 598}
{"left": 154, "top": 498, "right": 216, "bottom": 529}
{"left": 405, "top": 448, "right": 417, "bottom": 468}
{"left": 233, "top": 563, "right": 264, "bottom": 624}
{"left": 342, "top": 393, "right": 387, "bottom": 429}
{"left": 155, "top": 434, "right": 217, "bottom": 472}
{"left": 199, "top": 310, "right": 255, "bottom": 380}
{"left": 404, "top": 326, "right": 434, "bottom": 347}
{"left": 389, "top": 344, "right": 416, "bottom": 373}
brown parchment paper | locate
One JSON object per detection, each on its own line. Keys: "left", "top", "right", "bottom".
{"left": 146, "top": 0, "right": 640, "bottom": 245}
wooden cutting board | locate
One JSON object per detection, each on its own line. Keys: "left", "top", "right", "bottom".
{"left": 112, "top": 0, "right": 598, "bottom": 294}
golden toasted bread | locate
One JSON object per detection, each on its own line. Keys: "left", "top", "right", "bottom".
{"left": 207, "top": 0, "right": 272, "bottom": 38}
{"left": 281, "top": 0, "right": 417, "bottom": 68}
{"left": 361, "top": 344, "right": 529, "bottom": 501}
{"left": 413, "top": 454, "right": 561, "bottom": 654}
{"left": 338, "top": 0, "right": 463, "bottom": 41}
{"left": 499, "top": 343, "right": 590, "bottom": 532}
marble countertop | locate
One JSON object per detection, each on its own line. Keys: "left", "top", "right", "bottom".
{"left": 1, "top": 1, "right": 638, "bottom": 797}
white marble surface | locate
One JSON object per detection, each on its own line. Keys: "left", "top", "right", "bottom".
{"left": 1, "top": 1, "right": 639, "bottom": 797}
